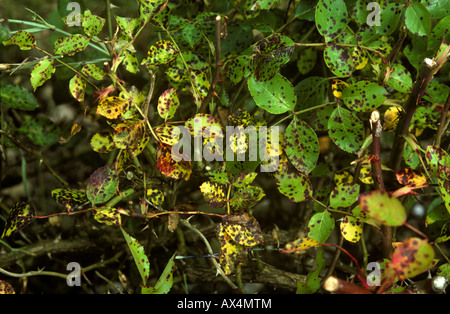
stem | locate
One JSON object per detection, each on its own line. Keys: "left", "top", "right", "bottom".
{"left": 324, "top": 276, "right": 372, "bottom": 294}
{"left": 435, "top": 92, "right": 450, "bottom": 147}
{"left": 199, "top": 15, "right": 223, "bottom": 114}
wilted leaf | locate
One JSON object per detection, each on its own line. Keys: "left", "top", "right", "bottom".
{"left": 280, "top": 237, "right": 319, "bottom": 253}
{"left": 200, "top": 181, "right": 227, "bottom": 208}
{"left": 222, "top": 213, "right": 264, "bottom": 247}
{"left": 1, "top": 202, "right": 35, "bottom": 238}
{"left": 97, "top": 96, "right": 130, "bottom": 119}
{"left": 215, "top": 223, "right": 247, "bottom": 275}
{"left": 94, "top": 206, "right": 122, "bottom": 226}
{"left": 156, "top": 144, "right": 192, "bottom": 181}
{"left": 396, "top": 168, "right": 427, "bottom": 188}
{"left": 51, "top": 188, "right": 87, "bottom": 213}
{"left": 120, "top": 226, "right": 150, "bottom": 284}
{"left": 391, "top": 238, "right": 435, "bottom": 280}
{"left": 340, "top": 215, "right": 362, "bottom": 243}
{"left": 86, "top": 165, "right": 119, "bottom": 204}
{"left": 359, "top": 190, "right": 406, "bottom": 226}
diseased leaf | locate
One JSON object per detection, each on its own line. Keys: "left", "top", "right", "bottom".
{"left": 386, "top": 64, "right": 413, "bottom": 93}
{"left": 215, "top": 223, "right": 247, "bottom": 275}
{"left": 275, "top": 172, "right": 312, "bottom": 203}
{"left": 359, "top": 190, "right": 406, "bottom": 226}
{"left": 405, "top": 2, "right": 431, "bottom": 37}
{"left": 158, "top": 88, "right": 179, "bottom": 121}
{"left": 329, "top": 183, "right": 360, "bottom": 209}
{"left": 86, "top": 165, "right": 119, "bottom": 204}
{"left": 120, "top": 226, "right": 150, "bottom": 284}
{"left": 69, "top": 73, "right": 86, "bottom": 102}
{"left": 141, "top": 40, "right": 178, "bottom": 66}
{"left": 248, "top": 73, "right": 296, "bottom": 114}
{"left": 94, "top": 206, "right": 122, "bottom": 226}
{"left": 328, "top": 106, "right": 364, "bottom": 154}
{"left": 113, "top": 119, "right": 148, "bottom": 156}
{"left": 156, "top": 144, "right": 192, "bottom": 181}
{"left": 383, "top": 106, "right": 402, "bottom": 132}
{"left": 97, "top": 96, "right": 130, "bottom": 119}
{"left": 82, "top": 9, "right": 105, "bottom": 37}
{"left": 323, "top": 44, "right": 354, "bottom": 77}
{"left": 80, "top": 64, "right": 106, "bottom": 80}
{"left": 142, "top": 253, "right": 176, "bottom": 294}
{"left": 222, "top": 213, "right": 264, "bottom": 247}
{"left": 30, "top": 59, "right": 56, "bottom": 91}
{"left": 284, "top": 119, "right": 319, "bottom": 174}
{"left": 1, "top": 202, "right": 35, "bottom": 238}
{"left": 0, "top": 84, "right": 39, "bottom": 111}
{"left": 315, "top": 0, "right": 348, "bottom": 42}
{"left": 18, "top": 116, "right": 60, "bottom": 146}
{"left": 229, "top": 185, "right": 265, "bottom": 211}
{"left": 2, "top": 30, "right": 36, "bottom": 50}
{"left": 396, "top": 168, "right": 427, "bottom": 188}
{"left": 200, "top": 181, "right": 227, "bottom": 208}
{"left": 54, "top": 34, "right": 90, "bottom": 56}
{"left": 281, "top": 237, "right": 319, "bottom": 253}
{"left": 391, "top": 238, "right": 435, "bottom": 280}
{"left": 90, "top": 132, "right": 116, "bottom": 153}
{"left": 225, "top": 55, "right": 252, "bottom": 84}
{"left": 51, "top": 189, "right": 87, "bottom": 213}
{"left": 0, "top": 280, "right": 15, "bottom": 294}
{"left": 340, "top": 215, "right": 362, "bottom": 243}
{"left": 341, "top": 81, "right": 387, "bottom": 112}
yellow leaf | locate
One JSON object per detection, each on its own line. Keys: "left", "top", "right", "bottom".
{"left": 340, "top": 215, "right": 362, "bottom": 243}
{"left": 331, "top": 79, "right": 349, "bottom": 99}
{"left": 280, "top": 237, "right": 318, "bottom": 253}
{"left": 97, "top": 96, "right": 129, "bottom": 119}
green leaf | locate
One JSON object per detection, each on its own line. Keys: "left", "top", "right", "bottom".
{"left": 307, "top": 211, "right": 334, "bottom": 243}
{"left": 115, "top": 16, "right": 140, "bottom": 38}
{"left": 359, "top": 190, "right": 407, "bottom": 226}
{"left": 315, "top": 0, "right": 348, "bottom": 42}
{"left": 0, "top": 84, "right": 39, "bottom": 111}
{"left": 18, "top": 116, "right": 60, "bottom": 146}
{"left": 425, "top": 145, "right": 450, "bottom": 215}
{"left": 248, "top": 73, "right": 296, "bottom": 114}
{"left": 329, "top": 183, "right": 360, "bottom": 209}
{"left": 284, "top": 119, "right": 319, "bottom": 174}
{"left": 94, "top": 206, "right": 122, "bottom": 226}
{"left": 142, "top": 253, "right": 176, "bottom": 294}
{"left": 341, "top": 81, "right": 387, "bottom": 112}
{"left": 232, "top": 171, "right": 257, "bottom": 188}
{"left": 138, "top": 0, "right": 167, "bottom": 23}
{"left": 141, "top": 40, "right": 178, "bottom": 66}
{"left": 69, "top": 73, "right": 86, "bottom": 102}
{"left": 252, "top": 35, "right": 295, "bottom": 81}
{"left": 294, "top": 76, "right": 327, "bottom": 110}
{"left": 275, "top": 172, "right": 312, "bottom": 203}
{"left": 421, "top": 0, "right": 450, "bottom": 19}
{"left": 90, "top": 132, "right": 116, "bottom": 153}
{"left": 2, "top": 30, "right": 36, "bottom": 50}
{"left": 182, "top": 22, "right": 202, "bottom": 48}
{"left": 86, "top": 165, "right": 119, "bottom": 204}
{"left": 297, "top": 247, "right": 326, "bottom": 294}
{"left": 54, "top": 34, "right": 90, "bottom": 56}
{"left": 327, "top": 106, "right": 364, "bottom": 154}
{"left": 120, "top": 227, "right": 150, "bottom": 284}
{"left": 296, "top": 48, "right": 317, "bottom": 75}
{"left": 391, "top": 238, "right": 435, "bottom": 280}
{"left": 386, "top": 64, "right": 413, "bottom": 93}
{"left": 405, "top": 2, "right": 431, "bottom": 36}
{"left": 1, "top": 202, "right": 35, "bottom": 238}
{"left": 30, "top": 59, "right": 56, "bottom": 91}
{"left": 375, "top": 3, "right": 403, "bottom": 36}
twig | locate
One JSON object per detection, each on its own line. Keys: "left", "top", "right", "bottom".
{"left": 324, "top": 276, "right": 372, "bottom": 294}
{"left": 435, "top": 92, "right": 450, "bottom": 147}
{"left": 199, "top": 15, "right": 223, "bottom": 113}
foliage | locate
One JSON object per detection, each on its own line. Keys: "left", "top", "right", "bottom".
{"left": 0, "top": 0, "right": 449, "bottom": 294}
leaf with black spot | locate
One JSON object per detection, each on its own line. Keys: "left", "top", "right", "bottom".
{"left": 222, "top": 213, "right": 264, "bottom": 247}
{"left": 307, "top": 211, "right": 334, "bottom": 243}
{"left": 341, "top": 81, "right": 387, "bottom": 112}
{"left": 156, "top": 143, "right": 192, "bottom": 181}
{"left": 323, "top": 44, "right": 354, "bottom": 77}
{"left": 52, "top": 188, "right": 88, "bottom": 213}
{"left": 94, "top": 206, "right": 122, "bottom": 226}
{"left": 229, "top": 185, "right": 265, "bottom": 211}
{"left": 284, "top": 119, "right": 319, "bottom": 174}
{"left": 391, "top": 238, "right": 435, "bottom": 280}
{"left": 141, "top": 39, "right": 178, "bottom": 66}
{"left": 215, "top": 223, "right": 248, "bottom": 275}
{"left": 327, "top": 106, "right": 364, "bottom": 154}
{"left": 86, "top": 165, "right": 119, "bottom": 204}
{"left": 200, "top": 181, "right": 228, "bottom": 208}
{"left": 274, "top": 172, "right": 312, "bottom": 203}
{"left": 1, "top": 202, "right": 35, "bottom": 238}
{"left": 97, "top": 96, "right": 130, "bottom": 119}
{"left": 315, "top": 0, "right": 348, "bottom": 42}
{"left": 340, "top": 215, "right": 362, "bottom": 243}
